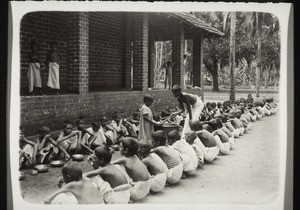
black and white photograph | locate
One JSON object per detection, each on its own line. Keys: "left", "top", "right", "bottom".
{"left": 8, "top": 1, "right": 292, "bottom": 210}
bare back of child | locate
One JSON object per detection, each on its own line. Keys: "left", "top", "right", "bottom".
{"left": 85, "top": 146, "right": 128, "bottom": 188}
{"left": 190, "top": 121, "right": 218, "bottom": 148}
{"left": 45, "top": 162, "right": 103, "bottom": 204}
{"left": 113, "top": 137, "right": 150, "bottom": 182}
{"left": 138, "top": 140, "right": 168, "bottom": 176}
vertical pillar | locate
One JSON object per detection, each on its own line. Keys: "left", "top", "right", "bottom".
{"left": 124, "top": 13, "right": 132, "bottom": 89}
{"left": 78, "top": 12, "right": 89, "bottom": 95}
{"left": 193, "top": 33, "right": 201, "bottom": 87}
{"left": 132, "top": 13, "right": 149, "bottom": 91}
{"left": 172, "top": 24, "right": 185, "bottom": 87}
{"left": 149, "top": 27, "right": 155, "bottom": 88}
{"left": 66, "top": 12, "right": 89, "bottom": 94}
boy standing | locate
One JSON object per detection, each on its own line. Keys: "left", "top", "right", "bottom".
{"left": 138, "top": 96, "right": 162, "bottom": 142}
{"left": 163, "top": 61, "right": 174, "bottom": 90}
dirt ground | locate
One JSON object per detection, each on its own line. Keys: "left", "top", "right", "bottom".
{"left": 19, "top": 92, "right": 280, "bottom": 204}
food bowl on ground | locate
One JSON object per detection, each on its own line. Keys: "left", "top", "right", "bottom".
{"left": 111, "top": 145, "right": 120, "bottom": 151}
{"left": 161, "top": 123, "right": 180, "bottom": 134}
{"left": 30, "top": 169, "right": 38, "bottom": 175}
{"left": 34, "top": 164, "right": 49, "bottom": 173}
{"left": 19, "top": 172, "right": 26, "bottom": 181}
{"left": 72, "top": 154, "right": 84, "bottom": 161}
{"left": 50, "top": 160, "right": 65, "bottom": 167}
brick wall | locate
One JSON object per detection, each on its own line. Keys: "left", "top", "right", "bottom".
{"left": 20, "top": 12, "right": 68, "bottom": 95}
{"left": 20, "top": 89, "right": 203, "bottom": 136}
{"left": 88, "top": 12, "right": 126, "bottom": 91}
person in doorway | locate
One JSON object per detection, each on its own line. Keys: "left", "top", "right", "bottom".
{"left": 46, "top": 42, "right": 61, "bottom": 95}
{"left": 27, "top": 41, "right": 42, "bottom": 95}
{"left": 163, "top": 61, "right": 174, "bottom": 90}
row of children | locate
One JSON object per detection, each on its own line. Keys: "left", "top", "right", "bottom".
{"left": 42, "top": 93, "right": 277, "bottom": 204}
{"left": 19, "top": 114, "right": 139, "bottom": 169}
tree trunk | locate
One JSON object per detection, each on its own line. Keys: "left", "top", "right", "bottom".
{"left": 212, "top": 58, "right": 219, "bottom": 91}
{"left": 229, "top": 12, "right": 236, "bottom": 100}
{"left": 256, "top": 12, "right": 262, "bottom": 97}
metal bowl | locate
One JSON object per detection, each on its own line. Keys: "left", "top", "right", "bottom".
{"left": 111, "top": 145, "right": 120, "bottom": 151}
{"left": 19, "top": 172, "right": 26, "bottom": 181}
{"left": 30, "top": 169, "right": 38, "bottom": 175}
{"left": 50, "top": 160, "right": 65, "bottom": 167}
{"left": 34, "top": 164, "right": 49, "bottom": 173}
{"left": 72, "top": 154, "right": 84, "bottom": 161}
{"left": 161, "top": 123, "right": 179, "bottom": 134}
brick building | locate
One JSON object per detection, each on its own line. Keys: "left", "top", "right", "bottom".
{"left": 20, "top": 12, "right": 223, "bottom": 135}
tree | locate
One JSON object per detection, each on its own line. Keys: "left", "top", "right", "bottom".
{"left": 229, "top": 12, "right": 237, "bottom": 100}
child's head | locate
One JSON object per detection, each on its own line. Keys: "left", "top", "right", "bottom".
{"left": 144, "top": 95, "right": 154, "bottom": 107}
{"left": 211, "top": 102, "right": 217, "bottom": 109}
{"left": 38, "top": 126, "right": 50, "bottom": 138}
{"left": 215, "top": 118, "right": 223, "bottom": 129}
{"left": 63, "top": 120, "right": 73, "bottom": 135}
{"left": 217, "top": 102, "right": 223, "bottom": 109}
{"left": 19, "top": 126, "right": 25, "bottom": 139}
{"left": 91, "top": 120, "right": 100, "bottom": 132}
{"left": 207, "top": 120, "right": 219, "bottom": 131}
{"left": 120, "top": 137, "right": 139, "bottom": 157}
{"left": 185, "top": 131, "right": 197, "bottom": 145}
{"left": 113, "top": 112, "right": 122, "bottom": 123}
{"left": 171, "top": 85, "right": 182, "bottom": 98}
{"left": 94, "top": 146, "right": 112, "bottom": 167}
{"left": 132, "top": 112, "right": 140, "bottom": 120}
{"left": 189, "top": 121, "right": 203, "bottom": 131}
{"left": 151, "top": 130, "right": 167, "bottom": 147}
{"left": 206, "top": 102, "right": 212, "bottom": 110}
{"left": 138, "top": 140, "right": 153, "bottom": 158}
{"left": 77, "top": 117, "right": 86, "bottom": 129}
{"left": 167, "top": 130, "right": 181, "bottom": 145}
{"left": 100, "top": 115, "right": 108, "bottom": 126}
{"left": 62, "top": 162, "right": 82, "bottom": 183}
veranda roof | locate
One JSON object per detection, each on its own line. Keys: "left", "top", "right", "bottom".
{"left": 166, "top": 12, "right": 225, "bottom": 36}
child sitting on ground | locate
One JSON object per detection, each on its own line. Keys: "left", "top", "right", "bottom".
{"left": 138, "top": 140, "right": 168, "bottom": 193}
{"left": 82, "top": 120, "right": 111, "bottom": 150}
{"left": 57, "top": 120, "right": 89, "bottom": 157}
{"left": 84, "top": 146, "right": 131, "bottom": 204}
{"left": 110, "top": 113, "right": 129, "bottom": 143}
{"left": 111, "top": 137, "right": 151, "bottom": 201}
{"left": 99, "top": 115, "right": 117, "bottom": 144}
{"left": 44, "top": 161, "right": 103, "bottom": 204}
{"left": 185, "top": 131, "right": 205, "bottom": 166}
{"left": 36, "top": 126, "right": 71, "bottom": 164}
{"left": 187, "top": 129, "right": 220, "bottom": 162}
{"left": 207, "top": 120, "right": 231, "bottom": 155}
{"left": 151, "top": 130, "right": 183, "bottom": 184}
{"left": 167, "top": 130, "right": 198, "bottom": 178}
{"left": 19, "top": 126, "right": 38, "bottom": 168}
